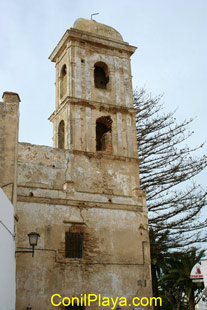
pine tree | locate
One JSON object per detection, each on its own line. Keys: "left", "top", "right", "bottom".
{"left": 134, "top": 88, "right": 207, "bottom": 306}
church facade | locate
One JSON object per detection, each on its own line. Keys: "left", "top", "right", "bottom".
{"left": 1, "top": 18, "right": 152, "bottom": 310}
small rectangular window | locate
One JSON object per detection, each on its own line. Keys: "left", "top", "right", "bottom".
{"left": 65, "top": 232, "right": 83, "bottom": 258}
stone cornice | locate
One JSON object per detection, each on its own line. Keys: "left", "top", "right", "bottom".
{"left": 17, "top": 195, "right": 143, "bottom": 212}
{"left": 48, "top": 96, "right": 139, "bottom": 121}
{"left": 70, "top": 149, "right": 140, "bottom": 162}
{"left": 49, "top": 28, "right": 137, "bottom": 62}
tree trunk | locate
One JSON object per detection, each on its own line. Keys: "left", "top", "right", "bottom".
{"left": 151, "top": 264, "right": 160, "bottom": 310}
{"left": 189, "top": 287, "right": 195, "bottom": 310}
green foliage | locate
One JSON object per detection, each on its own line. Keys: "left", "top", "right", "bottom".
{"left": 160, "top": 249, "right": 204, "bottom": 310}
{"left": 134, "top": 89, "right": 207, "bottom": 309}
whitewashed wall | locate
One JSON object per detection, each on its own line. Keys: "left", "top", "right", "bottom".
{"left": 0, "top": 188, "right": 15, "bottom": 310}
{"left": 201, "top": 259, "right": 207, "bottom": 287}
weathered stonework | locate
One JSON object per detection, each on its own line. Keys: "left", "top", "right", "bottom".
{"left": 14, "top": 18, "right": 152, "bottom": 310}
{"left": 0, "top": 92, "right": 20, "bottom": 208}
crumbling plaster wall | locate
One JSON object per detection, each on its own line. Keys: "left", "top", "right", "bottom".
{"left": 16, "top": 142, "right": 151, "bottom": 310}
{"left": 16, "top": 200, "right": 151, "bottom": 310}
{"left": 18, "top": 142, "right": 140, "bottom": 196}
{"left": 0, "top": 92, "right": 20, "bottom": 207}
{"left": 16, "top": 202, "right": 150, "bottom": 265}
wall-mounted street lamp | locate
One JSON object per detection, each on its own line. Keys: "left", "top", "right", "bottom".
{"left": 16, "top": 232, "right": 40, "bottom": 257}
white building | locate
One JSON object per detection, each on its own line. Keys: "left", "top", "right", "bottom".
{"left": 192, "top": 258, "right": 207, "bottom": 310}
{"left": 0, "top": 188, "right": 16, "bottom": 310}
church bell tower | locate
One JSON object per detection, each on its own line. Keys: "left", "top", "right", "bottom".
{"left": 49, "top": 18, "right": 138, "bottom": 160}
{"left": 48, "top": 17, "right": 152, "bottom": 308}
{"left": 15, "top": 17, "right": 152, "bottom": 310}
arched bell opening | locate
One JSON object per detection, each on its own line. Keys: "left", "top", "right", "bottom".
{"left": 96, "top": 116, "right": 112, "bottom": 152}
{"left": 94, "top": 62, "right": 109, "bottom": 90}
{"left": 60, "top": 64, "right": 67, "bottom": 99}
{"left": 58, "top": 120, "right": 65, "bottom": 149}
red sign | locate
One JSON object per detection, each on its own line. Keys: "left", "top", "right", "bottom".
{"left": 190, "top": 263, "right": 203, "bottom": 280}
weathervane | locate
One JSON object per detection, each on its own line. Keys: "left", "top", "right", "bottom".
{"left": 91, "top": 13, "right": 99, "bottom": 20}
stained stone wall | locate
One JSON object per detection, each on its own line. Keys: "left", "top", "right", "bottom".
{"left": 16, "top": 142, "right": 152, "bottom": 310}
{"left": 0, "top": 92, "right": 20, "bottom": 208}
{"left": 14, "top": 18, "right": 153, "bottom": 310}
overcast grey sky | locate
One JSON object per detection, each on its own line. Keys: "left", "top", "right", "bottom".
{"left": 0, "top": 0, "right": 207, "bottom": 188}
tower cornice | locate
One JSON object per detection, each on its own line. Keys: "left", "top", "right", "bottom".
{"left": 48, "top": 96, "right": 139, "bottom": 122}
{"left": 49, "top": 28, "right": 137, "bottom": 63}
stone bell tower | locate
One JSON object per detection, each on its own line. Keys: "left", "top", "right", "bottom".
{"left": 49, "top": 18, "right": 138, "bottom": 160}
{"left": 47, "top": 17, "right": 152, "bottom": 306}
{"left": 15, "top": 18, "right": 152, "bottom": 310}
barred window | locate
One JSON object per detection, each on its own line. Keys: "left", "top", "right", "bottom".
{"left": 65, "top": 232, "right": 83, "bottom": 258}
